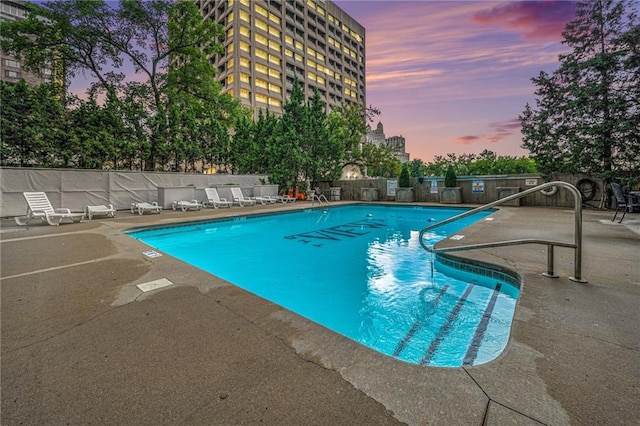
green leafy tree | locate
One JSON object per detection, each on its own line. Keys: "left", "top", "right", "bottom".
{"left": 423, "top": 150, "right": 537, "bottom": 176}
{"left": 0, "top": 80, "right": 70, "bottom": 167}
{"left": 271, "top": 79, "right": 306, "bottom": 195}
{"left": 361, "top": 142, "right": 401, "bottom": 178}
{"left": 409, "top": 158, "right": 426, "bottom": 177}
{"left": 232, "top": 112, "right": 259, "bottom": 174}
{"left": 1, "top": 0, "right": 239, "bottom": 171}
{"left": 520, "top": 0, "right": 639, "bottom": 187}
{"left": 304, "top": 88, "right": 340, "bottom": 186}
{"left": 0, "top": 80, "right": 36, "bottom": 166}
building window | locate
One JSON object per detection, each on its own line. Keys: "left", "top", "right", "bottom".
{"left": 268, "top": 68, "right": 280, "bottom": 79}
{"left": 255, "top": 18, "right": 267, "bottom": 32}
{"left": 268, "top": 26, "right": 280, "bottom": 38}
{"left": 268, "top": 54, "right": 280, "bottom": 66}
{"left": 5, "top": 70, "right": 21, "bottom": 79}
{"left": 269, "top": 14, "right": 280, "bottom": 25}
{"left": 240, "top": 73, "right": 250, "bottom": 83}
{"left": 255, "top": 48, "right": 268, "bottom": 60}
{"left": 255, "top": 63, "right": 268, "bottom": 74}
{"left": 255, "top": 33, "right": 268, "bottom": 46}
{"left": 268, "top": 83, "right": 281, "bottom": 93}
{"left": 255, "top": 93, "right": 268, "bottom": 104}
{"left": 255, "top": 3, "right": 268, "bottom": 17}
{"left": 3, "top": 59, "right": 20, "bottom": 68}
{"left": 240, "top": 88, "right": 250, "bottom": 99}
{"left": 268, "top": 40, "right": 280, "bottom": 52}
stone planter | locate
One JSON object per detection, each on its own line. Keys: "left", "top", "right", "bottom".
{"left": 253, "top": 184, "right": 279, "bottom": 197}
{"left": 440, "top": 187, "right": 462, "bottom": 204}
{"left": 496, "top": 187, "right": 520, "bottom": 206}
{"left": 395, "top": 187, "right": 415, "bottom": 202}
{"left": 361, "top": 187, "right": 379, "bottom": 201}
{"left": 329, "top": 187, "right": 341, "bottom": 201}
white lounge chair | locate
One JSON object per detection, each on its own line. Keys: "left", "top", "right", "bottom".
{"left": 14, "top": 192, "right": 85, "bottom": 226}
{"left": 130, "top": 202, "right": 162, "bottom": 215}
{"left": 204, "top": 188, "right": 232, "bottom": 209}
{"left": 254, "top": 195, "right": 277, "bottom": 205}
{"left": 230, "top": 187, "right": 257, "bottom": 207}
{"left": 86, "top": 204, "right": 116, "bottom": 220}
{"left": 171, "top": 200, "right": 203, "bottom": 211}
{"left": 276, "top": 194, "right": 296, "bottom": 203}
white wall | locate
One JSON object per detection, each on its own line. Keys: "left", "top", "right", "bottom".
{"left": 0, "top": 167, "right": 268, "bottom": 217}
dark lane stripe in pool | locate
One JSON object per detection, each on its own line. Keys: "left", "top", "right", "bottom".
{"left": 393, "top": 285, "right": 450, "bottom": 357}
{"left": 420, "top": 285, "right": 474, "bottom": 366}
{"left": 463, "top": 283, "right": 503, "bottom": 366}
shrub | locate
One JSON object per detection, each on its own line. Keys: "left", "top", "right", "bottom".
{"left": 444, "top": 166, "right": 457, "bottom": 187}
{"left": 399, "top": 164, "right": 411, "bottom": 187}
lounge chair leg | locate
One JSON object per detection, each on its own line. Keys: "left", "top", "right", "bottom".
{"left": 14, "top": 216, "right": 30, "bottom": 226}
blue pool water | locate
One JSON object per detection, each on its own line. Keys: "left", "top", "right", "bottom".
{"left": 128, "top": 205, "right": 519, "bottom": 367}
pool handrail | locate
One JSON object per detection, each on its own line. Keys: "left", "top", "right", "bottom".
{"left": 311, "top": 193, "right": 330, "bottom": 208}
{"left": 419, "top": 181, "right": 587, "bottom": 283}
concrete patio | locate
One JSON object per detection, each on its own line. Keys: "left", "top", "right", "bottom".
{"left": 1, "top": 201, "right": 638, "bottom": 425}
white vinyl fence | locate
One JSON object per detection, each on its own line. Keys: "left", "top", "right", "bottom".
{"left": 0, "top": 167, "right": 267, "bottom": 217}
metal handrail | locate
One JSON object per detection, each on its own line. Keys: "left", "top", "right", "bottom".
{"left": 311, "top": 194, "right": 330, "bottom": 208}
{"left": 419, "top": 181, "right": 587, "bottom": 283}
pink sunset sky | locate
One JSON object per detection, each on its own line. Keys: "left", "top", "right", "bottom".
{"left": 333, "top": 0, "right": 578, "bottom": 162}
{"left": 59, "top": 0, "right": 580, "bottom": 164}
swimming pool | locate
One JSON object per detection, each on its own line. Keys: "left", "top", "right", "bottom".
{"left": 128, "top": 205, "right": 520, "bottom": 367}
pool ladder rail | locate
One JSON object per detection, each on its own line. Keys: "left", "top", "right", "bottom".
{"left": 311, "top": 193, "right": 330, "bottom": 208}
{"left": 419, "top": 181, "right": 587, "bottom": 283}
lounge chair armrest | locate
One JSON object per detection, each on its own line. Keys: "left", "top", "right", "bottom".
{"left": 53, "top": 208, "right": 72, "bottom": 214}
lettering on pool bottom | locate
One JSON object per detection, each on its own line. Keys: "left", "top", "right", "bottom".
{"left": 284, "top": 218, "right": 386, "bottom": 246}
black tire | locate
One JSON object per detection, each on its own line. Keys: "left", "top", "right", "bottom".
{"left": 576, "top": 178, "right": 597, "bottom": 202}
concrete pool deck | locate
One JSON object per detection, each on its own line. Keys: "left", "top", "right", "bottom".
{"left": 1, "top": 201, "right": 638, "bottom": 425}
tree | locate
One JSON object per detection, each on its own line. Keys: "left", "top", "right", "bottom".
{"left": 0, "top": 0, "right": 240, "bottom": 170}
{"left": 423, "top": 150, "right": 537, "bottom": 176}
{"left": 408, "top": 158, "right": 426, "bottom": 177}
{"left": 361, "top": 142, "right": 401, "bottom": 178}
{"left": 271, "top": 79, "right": 306, "bottom": 194}
{"left": 0, "top": 80, "right": 69, "bottom": 167}
{"left": 520, "top": 0, "right": 640, "bottom": 188}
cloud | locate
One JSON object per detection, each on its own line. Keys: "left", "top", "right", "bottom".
{"left": 455, "top": 136, "right": 482, "bottom": 145}
{"left": 454, "top": 119, "right": 522, "bottom": 145}
{"left": 472, "top": 1, "right": 577, "bottom": 41}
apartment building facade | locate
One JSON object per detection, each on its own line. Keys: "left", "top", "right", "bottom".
{"left": 0, "top": 0, "right": 56, "bottom": 86}
{"left": 196, "top": 0, "right": 366, "bottom": 117}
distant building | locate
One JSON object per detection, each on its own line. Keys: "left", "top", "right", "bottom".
{"left": 366, "top": 121, "right": 410, "bottom": 163}
{"left": 0, "top": 0, "right": 59, "bottom": 86}
{"left": 197, "top": 0, "right": 366, "bottom": 117}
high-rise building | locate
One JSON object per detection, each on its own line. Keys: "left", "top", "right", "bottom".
{"left": 366, "top": 121, "right": 410, "bottom": 163}
{"left": 0, "top": 0, "right": 56, "bottom": 86}
{"left": 197, "top": 0, "right": 365, "bottom": 116}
